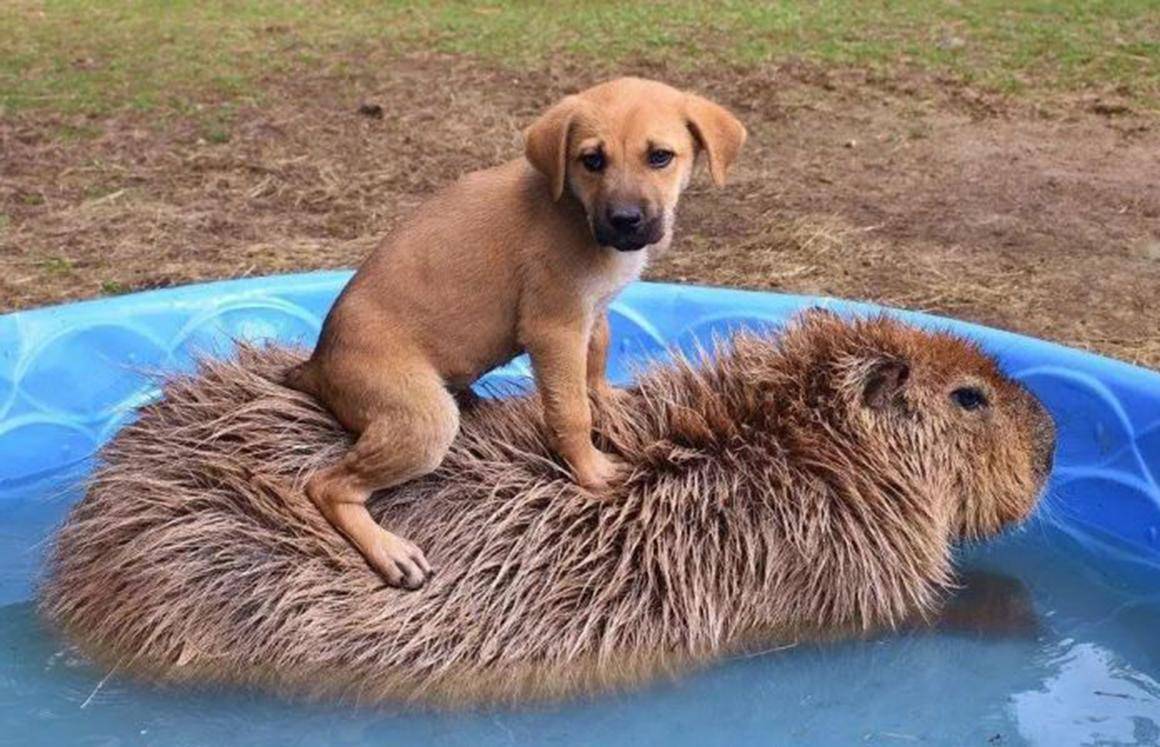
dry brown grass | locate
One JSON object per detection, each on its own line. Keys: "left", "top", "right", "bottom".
{"left": 2, "top": 52, "right": 1158, "bottom": 367}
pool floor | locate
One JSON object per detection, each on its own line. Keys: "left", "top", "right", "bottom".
{"left": 2, "top": 478, "right": 1159, "bottom": 747}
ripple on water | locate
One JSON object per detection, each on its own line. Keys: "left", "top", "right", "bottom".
{"left": 1, "top": 486, "right": 1158, "bottom": 747}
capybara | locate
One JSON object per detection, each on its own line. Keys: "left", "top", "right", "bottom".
{"left": 39, "top": 310, "right": 1055, "bottom": 706}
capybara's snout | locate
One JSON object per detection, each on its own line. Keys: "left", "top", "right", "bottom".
{"left": 1028, "top": 393, "right": 1057, "bottom": 485}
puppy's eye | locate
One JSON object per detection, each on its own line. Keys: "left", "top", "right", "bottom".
{"left": 648, "top": 149, "right": 674, "bottom": 169}
{"left": 951, "top": 387, "right": 989, "bottom": 411}
{"left": 581, "top": 152, "right": 605, "bottom": 172}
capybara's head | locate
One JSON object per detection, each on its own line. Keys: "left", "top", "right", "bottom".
{"left": 765, "top": 309, "right": 1056, "bottom": 542}
{"left": 523, "top": 77, "right": 746, "bottom": 252}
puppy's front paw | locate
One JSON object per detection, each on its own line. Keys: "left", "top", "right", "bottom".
{"left": 370, "top": 530, "right": 432, "bottom": 590}
{"left": 573, "top": 448, "right": 625, "bottom": 495}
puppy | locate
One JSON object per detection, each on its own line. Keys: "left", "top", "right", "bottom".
{"left": 287, "top": 77, "right": 746, "bottom": 589}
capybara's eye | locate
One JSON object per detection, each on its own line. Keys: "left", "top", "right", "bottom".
{"left": 581, "top": 151, "right": 606, "bottom": 172}
{"left": 951, "top": 387, "right": 989, "bottom": 411}
{"left": 648, "top": 149, "right": 674, "bottom": 168}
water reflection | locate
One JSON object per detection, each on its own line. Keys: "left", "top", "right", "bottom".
{"left": 1012, "top": 641, "right": 1160, "bottom": 746}
{"left": 2, "top": 490, "right": 1158, "bottom": 746}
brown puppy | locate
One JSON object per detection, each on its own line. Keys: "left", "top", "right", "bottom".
{"left": 287, "top": 78, "right": 747, "bottom": 589}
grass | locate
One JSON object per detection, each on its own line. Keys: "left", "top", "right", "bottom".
{"left": 37, "top": 256, "right": 74, "bottom": 275}
{"left": 1, "top": 0, "right": 1157, "bottom": 118}
{"left": 99, "top": 279, "right": 128, "bottom": 295}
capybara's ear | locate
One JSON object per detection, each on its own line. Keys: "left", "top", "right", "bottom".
{"left": 524, "top": 95, "right": 587, "bottom": 201}
{"left": 862, "top": 358, "right": 911, "bottom": 410}
{"left": 684, "top": 93, "right": 747, "bottom": 187}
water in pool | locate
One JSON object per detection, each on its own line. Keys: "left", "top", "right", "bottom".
{"left": 2, "top": 476, "right": 1158, "bottom": 747}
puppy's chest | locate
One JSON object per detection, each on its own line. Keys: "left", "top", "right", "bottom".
{"left": 586, "top": 249, "right": 649, "bottom": 306}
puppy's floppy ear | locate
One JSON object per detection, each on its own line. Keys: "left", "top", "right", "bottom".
{"left": 524, "top": 95, "right": 587, "bottom": 201}
{"left": 685, "top": 93, "right": 747, "bottom": 187}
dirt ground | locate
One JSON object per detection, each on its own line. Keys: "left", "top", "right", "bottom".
{"left": 2, "top": 52, "right": 1158, "bottom": 367}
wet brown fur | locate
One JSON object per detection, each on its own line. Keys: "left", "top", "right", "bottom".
{"left": 38, "top": 311, "right": 1054, "bottom": 706}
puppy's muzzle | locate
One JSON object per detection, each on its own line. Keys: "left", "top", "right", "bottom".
{"left": 594, "top": 204, "right": 663, "bottom": 252}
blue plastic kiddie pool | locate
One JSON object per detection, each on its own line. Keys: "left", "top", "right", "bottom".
{"left": 1, "top": 274, "right": 1158, "bottom": 746}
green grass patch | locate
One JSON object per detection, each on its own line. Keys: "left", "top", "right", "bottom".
{"left": 1, "top": 0, "right": 1156, "bottom": 116}
{"left": 38, "top": 256, "right": 75, "bottom": 275}
{"left": 99, "top": 279, "right": 128, "bottom": 295}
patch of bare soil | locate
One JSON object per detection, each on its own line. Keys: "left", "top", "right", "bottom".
{"left": 2, "top": 53, "right": 1157, "bottom": 366}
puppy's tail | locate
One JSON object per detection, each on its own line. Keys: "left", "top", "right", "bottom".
{"left": 283, "top": 360, "right": 320, "bottom": 398}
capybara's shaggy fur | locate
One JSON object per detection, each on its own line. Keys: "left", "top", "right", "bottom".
{"left": 39, "top": 311, "right": 1055, "bottom": 706}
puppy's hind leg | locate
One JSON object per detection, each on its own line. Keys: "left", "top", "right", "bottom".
{"left": 284, "top": 359, "right": 320, "bottom": 397}
{"left": 305, "top": 376, "right": 459, "bottom": 589}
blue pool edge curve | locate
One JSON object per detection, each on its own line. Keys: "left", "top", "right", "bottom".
{"left": 0, "top": 272, "right": 1158, "bottom": 559}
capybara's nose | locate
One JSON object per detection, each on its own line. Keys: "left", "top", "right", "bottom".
{"left": 1039, "top": 443, "right": 1055, "bottom": 477}
{"left": 607, "top": 205, "right": 644, "bottom": 233}
{"left": 1031, "top": 398, "right": 1057, "bottom": 480}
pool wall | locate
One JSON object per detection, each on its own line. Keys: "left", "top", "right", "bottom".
{"left": 1, "top": 274, "right": 1157, "bottom": 556}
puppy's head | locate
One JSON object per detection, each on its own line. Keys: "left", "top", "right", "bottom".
{"left": 524, "top": 78, "right": 746, "bottom": 252}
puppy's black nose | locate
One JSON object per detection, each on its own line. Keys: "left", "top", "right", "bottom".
{"left": 607, "top": 205, "right": 643, "bottom": 233}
